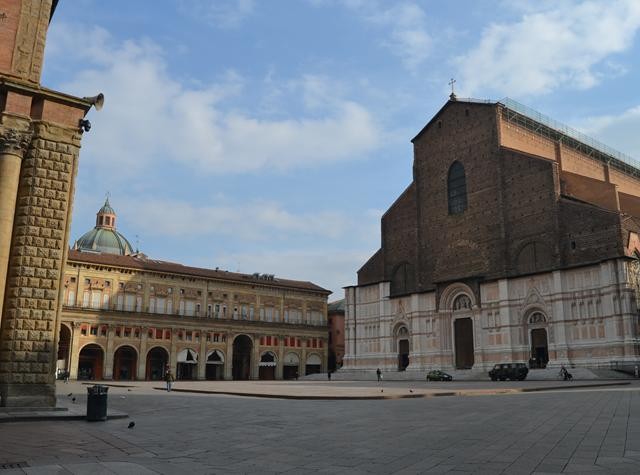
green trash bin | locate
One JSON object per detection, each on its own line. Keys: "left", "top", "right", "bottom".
{"left": 86, "top": 385, "right": 108, "bottom": 421}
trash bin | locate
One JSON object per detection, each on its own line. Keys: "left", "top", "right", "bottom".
{"left": 86, "top": 385, "right": 108, "bottom": 421}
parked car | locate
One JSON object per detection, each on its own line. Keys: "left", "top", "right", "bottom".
{"left": 426, "top": 370, "right": 453, "bottom": 381}
{"left": 489, "top": 363, "right": 528, "bottom": 381}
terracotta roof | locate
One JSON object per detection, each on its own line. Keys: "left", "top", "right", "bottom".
{"left": 67, "top": 249, "right": 331, "bottom": 295}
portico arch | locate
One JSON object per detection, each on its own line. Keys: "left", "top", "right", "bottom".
{"left": 113, "top": 345, "right": 137, "bottom": 380}
{"left": 78, "top": 343, "right": 104, "bottom": 380}
{"left": 259, "top": 351, "right": 277, "bottom": 380}
{"left": 232, "top": 335, "right": 253, "bottom": 380}
{"left": 305, "top": 353, "right": 322, "bottom": 375}
{"left": 176, "top": 348, "right": 198, "bottom": 380}
{"left": 283, "top": 352, "right": 300, "bottom": 379}
{"left": 205, "top": 350, "right": 224, "bottom": 380}
{"left": 56, "top": 323, "right": 72, "bottom": 378}
{"left": 146, "top": 346, "right": 169, "bottom": 380}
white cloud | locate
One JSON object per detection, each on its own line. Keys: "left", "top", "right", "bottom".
{"left": 456, "top": 0, "right": 640, "bottom": 97}
{"left": 578, "top": 105, "right": 640, "bottom": 162}
{"left": 120, "top": 197, "right": 351, "bottom": 241}
{"left": 46, "top": 24, "right": 381, "bottom": 176}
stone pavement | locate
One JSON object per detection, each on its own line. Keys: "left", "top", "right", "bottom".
{"left": 0, "top": 380, "right": 639, "bottom": 474}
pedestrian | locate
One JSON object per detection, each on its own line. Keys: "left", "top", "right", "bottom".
{"left": 376, "top": 368, "right": 382, "bottom": 382}
{"left": 165, "top": 368, "right": 175, "bottom": 392}
{"left": 635, "top": 365, "right": 639, "bottom": 379}
{"left": 328, "top": 371, "right": 332, "bottom": 381}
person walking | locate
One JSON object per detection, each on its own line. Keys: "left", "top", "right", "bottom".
{"left": 165, "top": 368, "right": 175, "bottom": 392}
{"left": 376, "top": 368, "right": 382, "bottom": 383}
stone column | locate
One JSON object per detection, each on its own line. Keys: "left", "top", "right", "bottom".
{"left": 198, "top": 331, "right": 207, "bottom": 380}
{"left": 0, "top": 127, "right": 31, "bottom": 322}
{"left": 137, "top": 327, "right": 148, "bottom": 380}
{"left": 169, "top": 328, "right": 178, "bottom": 371}
{"left": 0, "top": 122, "right": 83, "bottom": 406}
{"left": 251, "top": 335, "right": 260, "bottom": 380}
{"left": 276, "top": 336, "right": 284, "bottom": 379}
{"left": 224, "top": 333, "right": 233, "bottom": 380}
{"left": 68, "top": 322, "right": 81, "bottom": 380}
{"left": 104, "top": 327, "right": 115, "bottom": 380}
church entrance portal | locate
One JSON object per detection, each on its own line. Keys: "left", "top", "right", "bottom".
{"left": 454, "top": 318, "right": 474, "bottom": 369}
{"left": 232, "top": 335, "right": 252, "bottom": 380}
{"left": 78, "top": 344, "right": 103, "bottom": 380}
{"left": 113, "top": 346, "right": 137, "bottom": 380}
{"left": 398, "top": 339, "right": 410, "bottom": 371}
{"left": 146, "top": 347, "right": 168, "bottom": 380}
{"left": 530, "top": 328, "right": 549, "bottom": 369}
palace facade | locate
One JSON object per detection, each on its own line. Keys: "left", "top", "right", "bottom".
{"left": 57, "top": 201, "right": 330, "bottom": 381}
{"left": 344, "top": 96, "right": 640, "bottom": 374}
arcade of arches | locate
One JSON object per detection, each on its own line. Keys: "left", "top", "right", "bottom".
{"left": 58, "top": 326, "right": 327, "bottom": 381}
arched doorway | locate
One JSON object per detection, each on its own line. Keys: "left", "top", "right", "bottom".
{"left": 205, "top": 350, "right": 224, "bottom": 380}
{"left": 528, "top": 312, "right": 549, "bottom": 369}
{"left": 56, "top": 324, "right": 71, "bottom": 379}
{"left": 78, "top": 344, "right": 104, "bottom": 380}
{"left": 146, "top": 347, "right": 169, "bottom": 380}
{"left": 454, "top": 318, "right": 474, "bottom": 369}
{"left": 283, "top": 352, "right": 300, "bottom": 380}
{"left": 395, "top": 325, "right": 410, "bottom": 371}
{"left": 452, "top": 294, "right": 474, "bottom": 369}
{"left": 232, "top": 335, "right": 252, "bottom": 380}
{"left": 113, "top": 346, "right": 137, "bottom": 380}
{"left": 259, "top": 351, "right": 277, "bottom": 380}
{"left": 177, "top": 349, "right": 198, "bottom": 380}
{"left": 305, "top": 353, "right": 322, "bottom": 375}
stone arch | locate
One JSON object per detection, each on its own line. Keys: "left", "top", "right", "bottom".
{"left": 113, "top": 345, "right": 137, "bottom": 381}
{"left": 205, "top": 349, "right": 225, "bottom": 380}
{"left": 305, "top": 352, "right": 322, "bottom": 375}
{"left": 523, "top": 308, "right": 550, "bottom": 369}
{"left": 390, "top": 261, "right": 414, "bottom": 296}
{"left": 78, "top": 343, "right": 105, "bottom": 380}
{"left": 439, "top": 282, "right": 477, "bottom": 311}
{"left": 56, "top": 323, "right": 72, "bottom": 379}
{"left": 515, "top": 240, "right": 553, "bottom": 274}
{"left": 259, "top": 350, "right": 277, "bottom": 380}
{"left": 146, "top": 346, "right": 169, "bottom": 381}
{"left": 283, "top": 352, "right": 300, "bottom": 380}
{"left": 393, "top": 323, "right": 411, "bottom": 371}
{"left": 176, "top": 348, "right": 198, "bottom": 380}
{"left": 232, "top": 334, "right": 253, "bottom": 380}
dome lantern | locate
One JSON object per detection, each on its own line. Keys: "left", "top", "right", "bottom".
{"left": 73, "top": 197, "right": 133, "bottom": 256}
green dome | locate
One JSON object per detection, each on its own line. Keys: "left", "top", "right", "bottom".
{"left": 73, "top": 227, "right": 133, "bottom": 255}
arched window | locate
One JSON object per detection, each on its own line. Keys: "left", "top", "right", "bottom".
{"left": 448, "top": 161, "right": 467, "bottom": 215}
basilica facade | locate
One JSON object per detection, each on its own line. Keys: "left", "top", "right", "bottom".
{"left": 344, "top": 96, "right": 640, "bottom": 374}
{"left": 57, "top": 201, "right": 330, "bottom": 381}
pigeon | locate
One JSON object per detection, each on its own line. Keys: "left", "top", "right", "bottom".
{"left": 71, "top": 397, "right": 76, "bottom": 403}
{"left": 67, "top": 393, "right": 72, "bottom": 397}
{"left": 409, "top": 389, "right": 413, "bottom": 393}
{"left": 128, "top": 421, "right": 135, "bottom": 429}
{"left": 127, "top": 389, "right": 132, "bottom": 392}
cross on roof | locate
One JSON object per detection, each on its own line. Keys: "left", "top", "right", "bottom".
{"left": 448, "top": 78, "right": 457, "bottom": 100}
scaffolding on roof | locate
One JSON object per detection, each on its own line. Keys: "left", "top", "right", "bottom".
{"left": 497, "top": 97, "right": 640, "bottom": 178}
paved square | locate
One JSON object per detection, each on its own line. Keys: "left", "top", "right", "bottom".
{"left": 1, "top": 381, "right": 640, "bottom": 474}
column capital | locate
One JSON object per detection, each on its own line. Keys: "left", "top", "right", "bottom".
{"left": 0, "top": 128, "right": 32, "bottom": 157}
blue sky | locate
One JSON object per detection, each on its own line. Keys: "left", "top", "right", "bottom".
{"left": 42, "top": 0, "right": 640, "bottom": 298}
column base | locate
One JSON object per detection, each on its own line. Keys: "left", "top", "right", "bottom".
{"left": 0, "top": 382, "right": 56, "bottom": 408}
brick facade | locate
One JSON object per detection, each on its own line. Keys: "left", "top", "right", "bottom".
{"left": 346, "top": 98, "right": 640, "bottom": 374}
